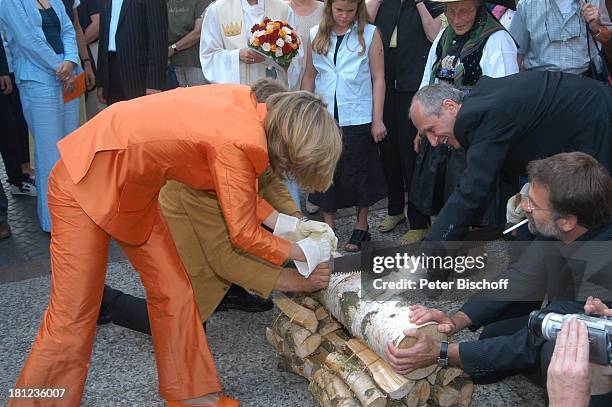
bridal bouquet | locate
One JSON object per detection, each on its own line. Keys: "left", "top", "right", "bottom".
{"left": 249, "top": 18, "right": 300, "bottom": 70}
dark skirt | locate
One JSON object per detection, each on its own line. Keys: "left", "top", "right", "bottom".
{"left": 309, "top": 123, "right": 387, "bottom": 212}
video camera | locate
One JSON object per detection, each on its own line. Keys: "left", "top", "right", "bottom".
{"left": 528, "top": 311, "right": 612, "bottom": 366}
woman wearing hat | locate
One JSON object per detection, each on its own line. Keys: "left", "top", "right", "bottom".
{"left": 409, "top": 0, "right": 519, "bottom": 238}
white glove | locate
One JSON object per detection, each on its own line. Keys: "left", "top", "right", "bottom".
{"left": 296, "top": 220, "right": 338, "bottom": 251}
{"left": 273, "top": 213, "right": 299, "bottom": 239}
{"left": 506, "top": 183, "right": 530, "bottom": 225}
{"left": 295, "top": 237, "right": 331, "bottom": 278}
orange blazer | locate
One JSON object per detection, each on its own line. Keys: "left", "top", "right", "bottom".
{"left": 56, "top": 84, "right": 291, "bottom": 266}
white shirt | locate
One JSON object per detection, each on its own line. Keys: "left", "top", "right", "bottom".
{"left": 419, "top": 29, "right": 519, "bottom": 89}
{"left": 108, "top": 0, "right": 124, "bottom": 52}
{"left": 311, "top": 23, "right": 376, "bottom": 127}
{"left": 200, "top": 0, "right": 268, "bottom": 83}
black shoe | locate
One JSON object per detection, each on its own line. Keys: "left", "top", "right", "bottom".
{"left": 97, "top": 285, "right": 121, "bottom": 324}
{"left": 215, "top": 285, "right": 273, "bottom": 313}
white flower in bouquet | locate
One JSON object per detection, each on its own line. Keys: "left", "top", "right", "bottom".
{"left": 275, "top": 48, "right": 284, "bottom": 57}
{"left": 276, "top": 38, "right": 285, "bottom": 47}
{"left": 262, "top": 42, "right": 272, "bottom": 52}
{"left": 284, "top": 35, "right": 292, "bottom": 44}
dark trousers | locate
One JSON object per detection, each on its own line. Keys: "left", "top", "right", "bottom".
{"left": 107, "top": 53, "right": 126, "bottom": 105}
{"left": 379, "top": 87, "right": 429, "bottom": 229}
{"left": 0, "top": 73, "right": 29, "bottom": 186}
{"left": 0, "top": 180, "right": 7, "bottom": 223}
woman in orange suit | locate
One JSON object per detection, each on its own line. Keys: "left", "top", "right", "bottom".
{"left": 10, "top": 84, "right": 342, "bottom": 407}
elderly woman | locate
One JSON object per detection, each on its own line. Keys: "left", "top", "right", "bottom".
{"left": 0, "top": 0, "right": 81, "bottom": 232}
{"left": 408, "top": 0, "right": 518, "bottom": 242}
{"left": 10, "top": 84, "right": 342, "bottom": 407}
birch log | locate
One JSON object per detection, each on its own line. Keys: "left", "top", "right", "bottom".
{"left": 345, "top": 338, "right": 414, "bottom": 399}
{"left": 311, "top": 368, "right": 360, "bottom": 407}
{"left": 273, "top": 294, "right": 318, "bottom": 333}
{"left": 272, "top": 315, "right": 322, "bottom": 358}
{"left": 324, "top": 352, "right": 387, "bottom": 407}
{"left": 315, "top": 273, "right": 447, "bottom": 379}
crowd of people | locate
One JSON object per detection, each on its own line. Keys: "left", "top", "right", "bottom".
{"left": 1, "top": 0, "right": 611, "bottom": 406}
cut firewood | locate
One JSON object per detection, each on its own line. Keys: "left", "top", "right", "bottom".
{"left": 324, "top": 352, "right": 387, "bottom": 407}
{"left": 299, "top": 296, "right": 330, "bottom": 320}
{"left": 312, "top": 368, "right": 360, "bottom": 407}
{"left": 319, "top": 316, "right": 342, "bottom": 336}
{"left": 273, "top": 315, "right": 321, "bottom": 358}
{"left": 432, "top": 383, "right": 459, "bottom": 407}
{"left": 403, "top": 379, "right": 431, "bottom": 407}
{"left": 277, "top": 351, "right": 306, "bottom": 378}
{"left": 315, "top": 273, "right": 447, "bottom": 380}
{"left": 273, "top": 293, "right": 318, "bottom": 333}
{"left": 309, "top": 379, "right": 333, "bottom": 407}
{"left": 320, "top": 331, "right": 349, "bottom": 353}
{"left": 426, "top": 370, "right": 437, "bottom": 386}
{"left": 346, "top": 338, "right": 414, "bottom": 399}
{"left": 303, "top": 349, "right": 331, "bottom": 381}
{"left": 437, "top": 366, "right": 463, "bottom": 387}
{"left": 451, "top": 376, "right": 475, "bottom": 407}
{"left": 265, "top": 327, "right": 284, "bottom": 353}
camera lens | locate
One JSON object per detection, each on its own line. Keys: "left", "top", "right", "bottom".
{"left": 528, "top": 310, "right": 547, "bottom": 338}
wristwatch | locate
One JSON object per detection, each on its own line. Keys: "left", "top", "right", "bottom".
{"left": 438, "top": 340, "right": 449, "bottom": 367}
{"left": 171, "top": 43, "right": 178, "bottom": 52}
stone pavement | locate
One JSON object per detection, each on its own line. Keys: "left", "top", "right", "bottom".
{"left": 0, "top": 160, "right": 545, "bottom": 406}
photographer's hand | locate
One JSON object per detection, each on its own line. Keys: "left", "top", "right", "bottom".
{"left": 547, "top": 318, "right": 591, "bottom": 407}
{"left": 584, "top": 296, "right": 612, "bottom": 317}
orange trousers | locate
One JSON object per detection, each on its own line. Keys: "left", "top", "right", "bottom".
{"left": 10, "top": 162, "right": 221, "bottom": 406}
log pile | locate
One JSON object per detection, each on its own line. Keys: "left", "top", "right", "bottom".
{"left": 266, "top": 273, "right": 475, "bottom": 406}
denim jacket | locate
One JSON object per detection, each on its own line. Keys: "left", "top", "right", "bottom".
{"left": 0, "top": 0, "right": 78, "bottom": 84}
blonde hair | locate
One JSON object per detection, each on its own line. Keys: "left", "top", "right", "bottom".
{"left": 265, "top": 91, "right": 342, "bottom": 192}
{"left": 251, "top": 79, "right": 287, "bottom": 102}
{"left": 313, "top": 0, "right": 367, "bottom": 56}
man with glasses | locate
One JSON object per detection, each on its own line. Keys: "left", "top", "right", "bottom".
{"left": 510, "top": 0, "right": 611, "bottom": 75}
{"left": 409, "top": 72, "right": 611, "bottom": 242}
{"left": 385, "top": 152, "right": 612, "bottom": 403}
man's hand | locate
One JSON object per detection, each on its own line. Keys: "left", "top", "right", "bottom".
{"left": 302, "top": 262, "right": 331, "bottom": 291}
{"left": 413, "top": 133, "right": 421, "bottom": 153}
{"left": 96, "top": 87, "right": 107, "bottom": 104}
{"left": 240, "top": 48, "right": 265, "bottom": 64}
{"left": 371, "top": 120, "right": 387, "bottom": 143}
{"left": 386, "top": 328, "right": 439, "bottom": 375}
{"left": 584, "top": 296, "right": 612, "bottom": 317}
{"left": 409, "top": 305, "right": 463, "bottom": 334}
{"left": 56, "top": 61, "right": 74, "bottom": 82}
{"left": 84, "top": 61, "right": 95, "bottom": 91}
{"left": 547, "top": 318, "right": 591, "bottom": 407}
{"left": 0, "top": 75, "right": 13, "bottom": 95}
{"left": 146, "top": 88, "right": 161, "bottom": 95}
{"left": 581, "top": 2, "right": 601, "bottom": 31}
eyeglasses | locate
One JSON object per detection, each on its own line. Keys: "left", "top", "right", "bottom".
{"left": 445, "top": 7, "right": 477, "bottom": 20}
{"left": 544, "top": 0, "right": 582, "bottom": 43}
{"left": 525, "top": 196, "right": 554, "bottom": 212}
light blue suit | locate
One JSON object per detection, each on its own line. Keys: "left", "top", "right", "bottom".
{"left": 0, "top": 0, "right": 80, "bottom": 232}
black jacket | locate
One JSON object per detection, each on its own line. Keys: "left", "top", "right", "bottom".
{"left": 374, "top": 0, "right": 442, "bottom": 92}
{"left": 427, "top": 71, "right": 612, "bottom": 241}
{"left": 97, "top": 0, "right": 168, "bottom": 101}
{"left": 0, "top": 42, "right": 9, "bottom": 76}
{"left": 459, "top": 224, "right": 612, "bottom": 377}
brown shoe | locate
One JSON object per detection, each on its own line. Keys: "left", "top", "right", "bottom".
{"left": 0, "top": 222, "right": 11, "bottom": 239}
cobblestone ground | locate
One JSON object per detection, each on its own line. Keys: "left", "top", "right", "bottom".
{"left": 0, "top": 161, "right": 544, "bottom": 406}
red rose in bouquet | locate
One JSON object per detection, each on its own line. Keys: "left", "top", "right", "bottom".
{"left": 249, "top": 18, "right": 300, "bottom": 69}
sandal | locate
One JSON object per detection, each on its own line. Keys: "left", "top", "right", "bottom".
{"left": 400, "top": 228, "right": 428, "bottom": 245}
{"left": 378, "top": 213, "right": 406, "bottom": 233}
{"left": 345, "top": 227, "right": 371, "bottom": 252}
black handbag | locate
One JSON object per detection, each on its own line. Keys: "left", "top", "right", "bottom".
{"left": 409, "top": 138, "right": 452, "bottom": 216}
{"left": 586, "top": 22, "right": 611, "bottom": 85}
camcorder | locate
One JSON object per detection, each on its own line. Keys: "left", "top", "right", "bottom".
{"left": 528, "top": 311, "right": 612, "bottom": 366}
